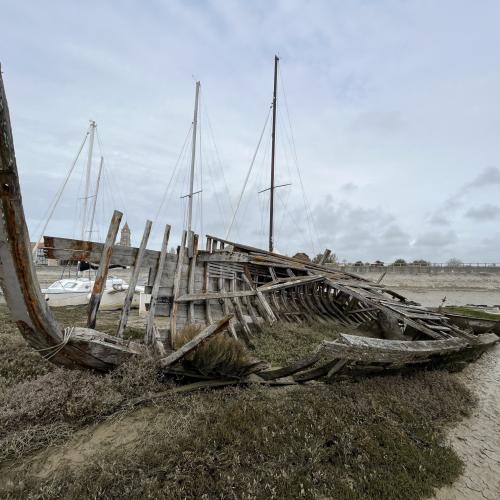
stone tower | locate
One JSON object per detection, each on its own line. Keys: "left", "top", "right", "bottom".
{"left": 119, "top": 222, "right": 131, "bottom": 247}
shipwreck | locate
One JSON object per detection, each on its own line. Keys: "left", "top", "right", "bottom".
{"left": 0, "top": 64, "right": 498, "bottom": 385}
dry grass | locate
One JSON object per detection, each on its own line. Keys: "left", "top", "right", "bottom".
{"left": 2, "top": 371, "right": 474, "bottom": 499}
{"left": 0, "top": 304, "right": 479, "bottom": 499}
{"left": 176, "top": 324, "right": 260, "bottom": 377}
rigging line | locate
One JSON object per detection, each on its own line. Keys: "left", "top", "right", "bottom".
{"left": 95, "top": 127, "right": 127, "bottom": 216}
{"left": 32, "top": 129, "right": 89, "bottom": 254}
{"left": 225, "top": 106, "right": 272, "bottom": 239}
{"left": 202, "top": 100, "right": 235, "bottom": 214}
{"left": 154, "top": 124, "right": 193, "bottom": 222}
{"left": 279, "top": 68, "right": 318, "bottom": 255}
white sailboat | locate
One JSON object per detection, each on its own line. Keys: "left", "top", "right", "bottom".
{"left": 40, "top": 121, "right": 142, "bottom": 308}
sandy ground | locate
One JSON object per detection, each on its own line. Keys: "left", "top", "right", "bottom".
{"left": 433, "top": 344, "right": 500, "bottom": 500}
{"left": 358, "top": 271, "right": 500, "bottom": 307}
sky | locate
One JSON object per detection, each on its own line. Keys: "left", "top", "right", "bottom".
{"left": 1, "top": 0, "right": 500, "bottom": 263}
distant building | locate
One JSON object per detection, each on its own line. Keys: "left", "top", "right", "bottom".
{"left": 119, "top": 222, "right": 131, "bottom": 247}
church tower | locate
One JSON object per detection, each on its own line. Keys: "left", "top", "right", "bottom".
{"left": 119, "top": 222, "right": 131, "bottom": 247}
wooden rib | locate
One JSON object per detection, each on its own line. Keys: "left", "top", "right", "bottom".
{"left": 242, "top": 270, "right": 276, "bottom": 324}
{"left": 87, "top": 210, "right": 123, "bottom": 329}
{"left": 187, "top": 233, "right": 199, "bottom": 324}
{"left": 146, "top": 224, "right": 171, "bottom": 345}
{"left": 230, "top": 278, "right": 253, "bottom": 346}
{"left": 170, "top": 230, "right": 187, "bottom": 348}
{"left": 203, "top": 262, "right": 213, "bottom": 325}
{"left": 219, "top": 276, "right": 238, "bottom": 339}
{"left": 117, "top": 220, "right": 152, "bottom": 339}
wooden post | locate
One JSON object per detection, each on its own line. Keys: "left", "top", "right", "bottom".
{"left": 146, "top": 224, "right": 171, "bottom": 344}
{"left": 319, "top": 249, "right": 331, "bottom": 266}
{"left": 87, "top": 210, "right": 122, "bottom": 329}
{"left": 116, "top": 220, "right": 152, "bottom": 339}
{"left": 187, "top": 233, "right": 199, "bottom": 323}
{"left": 170, "top": 230, "right": 187, "bottom": 348}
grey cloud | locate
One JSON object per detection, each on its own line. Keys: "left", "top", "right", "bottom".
{"left": 464, "top": 204, "right": 500, "bottom": 221}
{"left": 413, "top": 230, "right": 458, "bottom": 248}
{"left": 428, "top": 213, "right": 450, "bottom": 226}
{"left": 339, "top": 182, "right": 358, "bottom": 193}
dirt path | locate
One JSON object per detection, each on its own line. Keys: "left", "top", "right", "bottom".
{"left": 433, "top": 344, "right": 500, "bottom": 500}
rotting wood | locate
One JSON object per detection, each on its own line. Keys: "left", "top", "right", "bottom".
{"left": 187, "top": 233, "right": 199, "bottom": 323}
{"left": 117, "top": 219, "right": 152, "bottom": 339}
{"left": 318, "top": 248, "right": 331, "bottom": 265}
{"left": 159, "top": 315, "right": 232, "bottom": 368}
{"left": 259, "top": 349, "right": 322, "bottom": 380}
{"left": 170, "top": 230, "right": 187, "bottom": 348}
{"left": 87, "top": 210, "right": 122, "bottom": 329}
{"left": 146, "top": 224, "right": 171, "bottom": 345}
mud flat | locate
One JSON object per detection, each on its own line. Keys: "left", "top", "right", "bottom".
{"left": 361, "top": 271, "right": 500, "bottom": 307}
{"left": 433, "top": 343, "right": 500, "bottom": 500}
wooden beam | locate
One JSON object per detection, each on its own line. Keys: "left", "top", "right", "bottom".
{"left": 87, "top": 210, "right": 122, "bottom": 329}
{"left": 159, "top": 315, "right": 232, "bottom": 368}
{"left": 187, "top": 233, "right": 199, "bottom": 323}
{"left": 146, "top": 224, "right": 171, "bottom": 344}
{"left": 259, "top": 350, "right": 321, "bottom": 380}
{"left": 318, "top": 248, "right": 331, "bottom": 265}
{"left": 170, "top": 230, "right": 187, "bottom": 348}
{"left": 116, "top": 220, "right": 152, "bottom": 339}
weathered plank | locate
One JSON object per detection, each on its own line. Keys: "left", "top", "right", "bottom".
{"left": 170, "top": 230, "right": 187, "bottom": 347}
{"left": 146, "top": 224, "right": 171, "bottom": 344}
{"left": 87, "top": 210, "right": 122, "bottom": 329}
{"left": 187, "top": 233, "right": 199, "bottom": 323}
{"left": 117, "top": 220, "right": 152, "bottom": 339}
{"left": 258, "top": 350, "right": 321, "bottom": 380}
{"left": 159, "top": 315, "right": 232, "bottom": 368}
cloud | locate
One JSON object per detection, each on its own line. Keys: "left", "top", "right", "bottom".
{"left": 351, "top": 111, "right": 405, "bottom": 134}
{"left": 339, "top": 182, "right": 358, "bottom": 194}
{"left": 413, "top": 230, "right": 458, "bottom": 249}
{"left": 428, "top": 213, "right": 450, "bottom": 226}
{"left": 464, "top": 204, "right": 500, "bottom": 221}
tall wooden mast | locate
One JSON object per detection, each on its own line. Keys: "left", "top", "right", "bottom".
{"left": 187, "top": 81, "right": 201, "bottom": 233}
{"left": 269, "top": 55, "right": 279, "bottom": 252}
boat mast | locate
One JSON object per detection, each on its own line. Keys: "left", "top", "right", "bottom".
{"left": 187, "top": 81, "right": 201, "bottom": 233}
{"left": 88, "top": 155, "right": 104, "bottom": 241}
{"left": 81, "top": 120, "right": 96, "bottom": 240}
{"left": 269, "top": 56, "right": 279, "bottom": 253}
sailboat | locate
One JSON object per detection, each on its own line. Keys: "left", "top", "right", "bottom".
{"left": 39, "top": 121, "right": 139, "bottom": 308}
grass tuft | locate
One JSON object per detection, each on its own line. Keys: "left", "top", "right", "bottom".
{"left": 176, "top": 324, "right": 258, "bottom": 377}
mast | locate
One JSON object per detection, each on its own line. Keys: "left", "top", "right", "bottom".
{"left": 88, "top": 155, "right": 103, "bottom": 241}
{"left": 269, "top": 55, "right": 279, "bottom": 252}
{"left": 81, "top": 120, "right": 96, "bottom": 240}
{"left": 187, "top": 81, "right": 200, "bottom": 233}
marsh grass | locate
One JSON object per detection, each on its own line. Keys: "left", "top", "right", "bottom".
{"left": 3, "top": 371, "right": 474, "bottom": 500}
{"left": 0, "top": 305, "right": 478, "bottom": 499}
{"left": 176, "top": 324, "right": 258, "bottom": 377}
{"left": 444, "top": 305, "right": 500, "bottom": 320}
{"left": 253, "top": 321, "right": 357, "bottom": 365}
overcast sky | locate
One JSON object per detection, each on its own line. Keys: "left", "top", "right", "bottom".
{"left": 2, "top": 0, "right": 500, "bottom": 263}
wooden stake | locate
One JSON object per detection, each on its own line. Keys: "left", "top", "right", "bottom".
{"left": 87, "top": 210, "right": 122, "bottom": 329}
{"left": 170, "top": 230, "right": 187, "bottom": 348}
{"left": 116, "top": 220, "right": 152, "bottom": 339}
{"left": 146, "top": 224, "right": 171, "bottom": 344}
